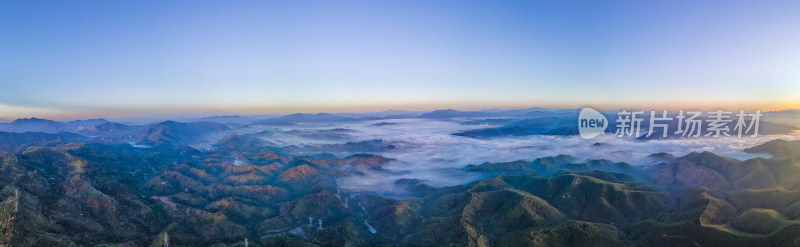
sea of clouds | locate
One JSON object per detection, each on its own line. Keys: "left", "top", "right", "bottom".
{"left": 236, "top": 118, "right": 800, "bottom": 195}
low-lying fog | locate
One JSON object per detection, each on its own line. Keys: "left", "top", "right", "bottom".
{"left": 233, "top": 118, "right": 800, "bottom": 195}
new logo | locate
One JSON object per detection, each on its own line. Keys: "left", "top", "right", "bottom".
{"left": 578, "top": 108, "right": 608, "bottom": 139}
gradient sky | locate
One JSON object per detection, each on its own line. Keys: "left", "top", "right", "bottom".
{"left": 1, "top": 0, "right": 799, "bottom": 120}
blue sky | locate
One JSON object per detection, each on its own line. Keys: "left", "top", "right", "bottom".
{"left": 1, "top": 0, "right": 799, "bottom": 119}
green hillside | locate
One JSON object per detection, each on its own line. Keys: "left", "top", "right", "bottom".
{"left": 2, "top": 138, "right": 800, "bottom": 246}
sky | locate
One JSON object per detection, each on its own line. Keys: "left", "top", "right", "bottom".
{"left": 1, "top": 0, "right": 799, "bottom": 120}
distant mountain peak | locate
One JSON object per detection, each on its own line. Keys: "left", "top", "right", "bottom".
{"left": 11, "top": 117, "right": 58, "bottom": 123}
{"left": 745, "top": 139, "right": 800, "bottom": 158}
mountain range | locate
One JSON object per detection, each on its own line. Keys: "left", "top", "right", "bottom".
{"left": 2, "top": 136, "right": 800, "bottom": 246}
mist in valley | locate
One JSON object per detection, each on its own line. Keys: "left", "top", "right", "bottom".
{"left": 228, "top": 118, "right": 800, "bottom": 194}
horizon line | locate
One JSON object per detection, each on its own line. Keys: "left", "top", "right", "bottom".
{"left": 1, "top": 105, "right": 797, "bottom": 122}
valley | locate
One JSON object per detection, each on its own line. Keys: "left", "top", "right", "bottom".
{"left": 1, "top": 110, "right": 799, "bottom": 246}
